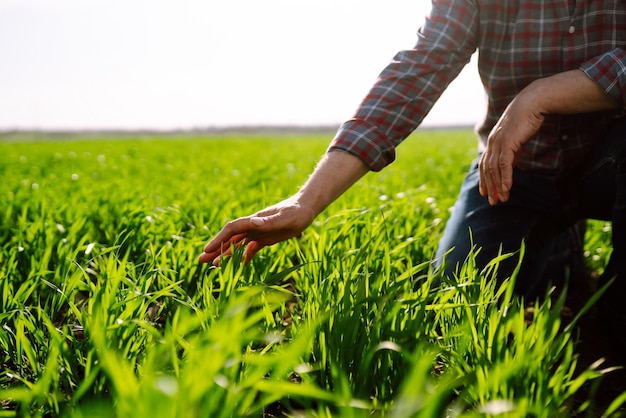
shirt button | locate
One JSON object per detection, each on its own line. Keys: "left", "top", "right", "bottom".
{"left": 568, "top": 26, "right": 575, "bottom": 34}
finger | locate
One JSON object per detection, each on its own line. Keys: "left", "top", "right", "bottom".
{"left": 497, "top": 150, "right": 515, "bottom": 202}
{"left": 489, "top": 169, "right": 502, "bottom": 206}
{"left": 203, "top": 218, "right": 254, "bottom": 253}
{"left": 478, "top": 155, "right": 488, "bottom": 197}
{"left": 204, "top": 233, "right": 246, "bottom": 257}
{"left": 489, "top": 146, "right": 505, "bottom": 202}
{"left": 242, "top": 240, "right": 263, "bottom": 264}
{"left": 480, "top": 154, "right": 499, "bottom": 205}
{"left": 198, "top": 252, "right": 213, "bottom": 263}
{"left": 199, "top": 215, "right": 273, "bottom": 265}
{"left": 212, "top": 253, "right": 231, "bottom": 267}
{"left": 198, "top": 251, "right": 231, "bottom": 265}
{"left": 204, "top": 226, "right": 249, "bottom": 253}
{"left": 199, "top": 232, "right": 247, "bottom": 265}
{"left": 198, "top": 238, "right": 239, "bottom": 264}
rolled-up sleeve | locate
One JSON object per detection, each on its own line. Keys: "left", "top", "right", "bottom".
{"left": 580, "top": 48, "right": 626, "bottom": 107}
{"left": 329, "top": 119, "right": 396, "bottom": 172}
{"left": 327, "top": 0, "right": 478, "bottom": 172}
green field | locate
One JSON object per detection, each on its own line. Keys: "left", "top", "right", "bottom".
{"left": 0, "top": 131, "right": 620, "bottom": 417}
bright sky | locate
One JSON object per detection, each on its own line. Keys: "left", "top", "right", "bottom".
{"left": 0, "top": 0, "right": 484, "bottom": 131}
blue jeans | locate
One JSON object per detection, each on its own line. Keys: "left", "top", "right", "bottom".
{"left": 435, "top": 117, "right": 626, "bottom": 355}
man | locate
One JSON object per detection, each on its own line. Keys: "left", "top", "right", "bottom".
{"left": 199, "top": 0, "right": 625, "bottom": 361}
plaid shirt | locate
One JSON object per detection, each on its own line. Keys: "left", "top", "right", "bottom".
{"left": 329, "top": 0, "right": 626, "bottom": 173}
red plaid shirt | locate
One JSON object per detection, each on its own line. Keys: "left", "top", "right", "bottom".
{"left": 329, "top": 0, "right": 626, "bottom": 173}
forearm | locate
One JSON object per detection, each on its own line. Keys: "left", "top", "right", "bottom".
{"left": 480, "top": 69, "right": 623, "bottom": 206}
{"left": 293, "top": 150, "right": 369, "bottom": 217}
{"left": 528, "top": 69, "right": 621, "bottom": 115}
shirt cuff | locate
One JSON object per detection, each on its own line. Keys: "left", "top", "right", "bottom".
{"left": 580, "top": 48, "right": 626, "bottom": 107}
{"left": 327, "top": 119, "right": 396, "bottom": 172}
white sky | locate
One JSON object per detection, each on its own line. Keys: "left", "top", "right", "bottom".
{"left": 0, "top": 0, "right": 485, "bottom": 131}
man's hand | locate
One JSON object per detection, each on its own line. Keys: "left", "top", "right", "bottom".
{"left": 198, "top": 199, "right": 316, "bottom": 266}
{"left": 198, "top": 150, "right": 369, "bottom": 266}
{"left": 479, "top": 69, "right": 619, "bottom": 206}
{"left": 479, "top": 94, "right": 545, "bottom": 205}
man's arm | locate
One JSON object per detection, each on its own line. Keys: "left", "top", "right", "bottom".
{"left": 479, "top": 69, "right": 622, "bottom": 206}
{"left": 198, "top": 150, "right": 369, "bottom": 265}
{"left": 199, "top": 0, "right": 480, "bottom": 264}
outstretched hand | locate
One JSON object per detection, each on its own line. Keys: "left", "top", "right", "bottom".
{"left": 198, "top": 199, "right": 316, "bottom": 266}
{"left": 198, "top": 150, "right": 370, "bottom": 266}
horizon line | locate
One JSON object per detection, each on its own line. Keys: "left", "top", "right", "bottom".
{"left": 0, "top": 123, "right": 475, "bottom": 137}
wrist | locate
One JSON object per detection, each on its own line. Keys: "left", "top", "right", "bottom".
{"left": 292, "top": 192, "right": 322, "bottom": 221}
{"left": 518, "top": 78, "right": 551, "bottom": 115}
{"left": 294, "top": 151, "right": 369, "bottom": 217}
